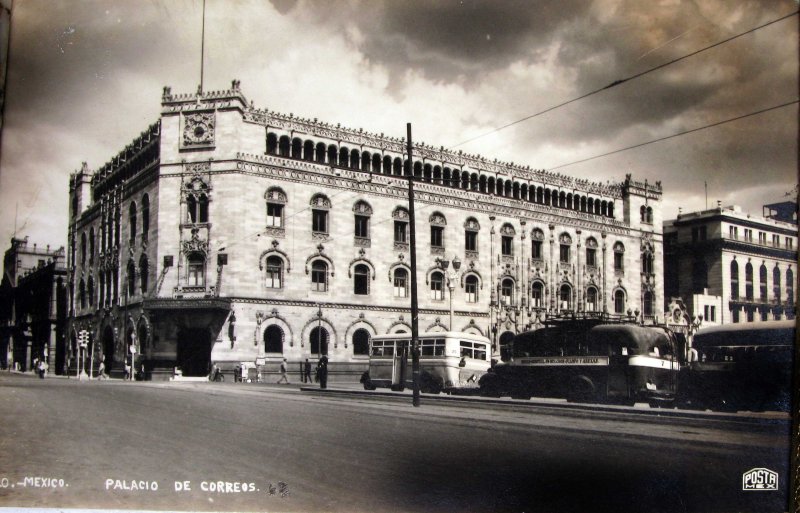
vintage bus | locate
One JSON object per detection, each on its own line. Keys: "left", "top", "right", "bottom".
{"left": 361, "top": 332, "right": 492, "bottom": 394}
{"left": 480, "top": 319, "right": 680, "bottom": 406}
{"left": 677, "top": 320, "right": 795, "bottom": 412}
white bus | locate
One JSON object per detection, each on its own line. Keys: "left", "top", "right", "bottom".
{"left": 361, "top": 332, "right": 492, "bottom": 394}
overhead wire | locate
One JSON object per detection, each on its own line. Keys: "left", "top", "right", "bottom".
{"left": 449, "top": 10, "right": 798, "bottom": 149}
{"left": 547, "top": 99, "right": 799, "bottom": 171}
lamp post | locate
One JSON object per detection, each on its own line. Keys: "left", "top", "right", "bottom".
{"left": 439, "top": 256, "right": 461, "bottom": 331}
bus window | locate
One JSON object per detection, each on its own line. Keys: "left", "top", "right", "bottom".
{"left": 421, "top": 338, "right": 445, "bottom": 357}
{"left": 460, "top": 340, "right": 489, "bottom": 360}
{"left": 371, "top": 340, "right": 395, "bottom": 357}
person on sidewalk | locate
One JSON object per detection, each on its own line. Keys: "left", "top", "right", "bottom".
{"left": 317, "top": 355, "right": 328, "bottom": 389}
{"left": 303, "top": 358, "right": 312, "bottom": 383}
{"left": 277, "top": 358, "right": 290, "bottom": 384}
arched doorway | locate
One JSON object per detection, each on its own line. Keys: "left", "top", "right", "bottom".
{"left": 176, "top": 328, "right": 212, "bottom": 376}
{"left": 102, "top": 325, "right": 115, "bottom": 375}
{"left": 309, "top": 326, "right": 329, "bottom": 356}
{"left": 499, "top": 331, "right": 515, "bottom": 362}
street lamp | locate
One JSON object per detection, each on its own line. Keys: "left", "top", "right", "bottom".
{"left": 438, "top": 256, "right": 462, "bottom": 331}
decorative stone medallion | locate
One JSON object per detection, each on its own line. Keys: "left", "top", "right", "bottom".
{"left": 183, "top": 112, "right": 215, "bottom": 148}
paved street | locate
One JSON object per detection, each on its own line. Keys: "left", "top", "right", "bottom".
{"left": 0, "top": 373, "right": 791, "bottom": 513}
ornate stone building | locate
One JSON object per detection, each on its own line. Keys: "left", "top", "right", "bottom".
{"left": 1, "top": 237, "right": 67, "bottom": 372}
{"left": 664, "top": 203, "right": 797, "bottom": 326}
{"left": 66, "top": 81, "right": 664, "bottom": 380}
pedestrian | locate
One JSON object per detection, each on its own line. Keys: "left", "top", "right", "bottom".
{"left": 98, "top": 359, "right": 106, "bottom": 379}
{"left": 303, "top": 358, "right": 312, "bottom": 383}
{"left": 317, "top": 355, "right": 328, "bottom": 389}
{"left": 37, "top": 359, "right": 46, "bottom": 379}
{"left": 277, "top": 358, "right": 290, "bottom": 384}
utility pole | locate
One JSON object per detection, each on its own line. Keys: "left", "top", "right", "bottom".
{"left": 406, "top": 123, "right": 421, "bottom": 407}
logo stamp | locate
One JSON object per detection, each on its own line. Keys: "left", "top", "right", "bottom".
{"left": 742, "top": 468, "right": 778, "bottom": 491}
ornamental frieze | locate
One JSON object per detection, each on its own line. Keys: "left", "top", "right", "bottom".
{"left": 182, "top": 112, "right": 215, "bottom": 147}
{"left": 181, "top": 228, "right": 209, "bottom": 255}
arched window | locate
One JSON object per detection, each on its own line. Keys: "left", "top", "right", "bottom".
{"left": 501, "top": 278, "right": 514, "bottom": 305}
{"left": 89, "top": 229, "right": 95, "bottom": 264}
{"left": 429, "top": 212, "right": 446, "bottom": 249}
{"left": 613, "top": 242, "right": 625, "bottom": 272}
{"left": 127, "top": 260, "right": 136, "bottom": 296}
{"left": 80, "top": 232, "right": 86, "bottom": 265}
{"left": 464, "top": 217, "right": 479, "bottom": 253}
{"left": 187, "top": 253, "right": 205, "bottom": 286}
{"left": 338, "top": 147, "right": 349, "bottom": 167}
{"left": 264, "top": 325, "right": 283, "bottom": 353}
{"left": 79, "top": 279, "right": 86, "bottom": 309}
{"left": 352, "top": 329, "right": 370, "bottom": 356}
{"left": 430, "top": 271, "right": 444, "bottom": 300}
{"left": 773, "top": 266, "right": 782, "bottom": 303}
{"left": 393, "top": 208, "right": 409, "bottom": 245}
{"left": 531, "top": 281, "right": 544, "bottom": 308}
{"left": 88, "top": 276, "right": 95, "bottom": 307}
{"left": 354, "top": 264, "right": 369, "bottom": 295}
{"left": 267, "top": 133, "right": 278, "bottom": 154}
{"left": 311, "top": 260, "right": 328, "bottom": 292}
{"left": 266, "top": 256, "right": 283, "bottom": 289}
{"left": 311, "top": 194, "right": 331, "bottom": 235}
{"left": 279, "top": 136, "right": 290, "bottom": 157}
{"left": 586, "top": 286, "right": 598, "bottom": 312}
{"left": 303, "top": 140, "right": 314, "bottom": 161}
{"left": 310, "top": 326, "right": 329, "bottom": 356}
{"left": 642, "top": 251, "right": 654, "bottom": 275}
{"left": 129, "top": 202, "right": 137, "bottom": 245}
{"left": 501, "top": 224, "right": 515, "bottom": 256}
{"left": 353, "top": 201, "right": 372, "bottom": 242}
{"left": 141, "top": 194, "right": 150, "bottom": 241}
{"left": 291, "top": 138, "right": 302, "bottom": 159}
{"left": 614, "top": 289, "right": 625, "bottom": 314}
{"left": 499, "top": 331, "right": 514, "bottom": 362}
{"left": 394, "top": 268, "right": 409, "bottom": 298}
{"left": 643, "top": 291, "right": 654, "bottom": 316}
{"left": 266, "top": 187, "right": 287, "bottom": 228}
{"left": 315, "top": 142, "right": 326, "bottom": 163}
{"left": 760, "top": 264, "right": 768, "bottom": 301}
{"left": 559, "top": 233, "right": 572, "bottom": 264}
{"left": 139, "top": 254, "right": 149, "bottom": 293}
{"left": 198, "top": 194, "right": 208, "bottom": 223}
{"left": 531, "top": 229, "right": 544, "bottom": 261}
{"left": 730, "top": 260, "right": 739, "bottom": 299}
{"left": 187, "top": 195, "right": 197, "bottom": 223}
{"left": 465, "top": 275, "right": 479, "bottom": 303}
{"left": 745, "top": 262, "right": 754, "bottom": 300}
{"left": 585, "top": 237, "right": 598, "bottom": 268}
{"left": 559, "top": 284, "right": 572, "bottom": 310}
{"left": 787, "top": 268, "right": 794, "bottom": 304}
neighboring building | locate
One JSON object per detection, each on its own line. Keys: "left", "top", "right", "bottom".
{"left": 66, "top": 81, "right": 664, "bottom": 381}
{"left": 0, "top": 237, "right": 67, "bottom": 372}
{"left": 664, "top": 203, "right": 797, "bottom": 326}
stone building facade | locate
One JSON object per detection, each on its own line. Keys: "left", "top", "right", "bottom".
{"left": 66, "top": 82, "right": 664, "bottom": 380}
{"left": 1, "top": 237, "right": 67, "bottom": 372}
{"left": 664, "top": 204, "right": 797, "bottom": 326}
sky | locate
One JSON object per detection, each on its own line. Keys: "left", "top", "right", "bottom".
{"left": 0, "top": 0, "right": 797, "bottom": 251}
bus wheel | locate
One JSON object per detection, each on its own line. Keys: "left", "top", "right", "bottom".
{"left": 566, "top": 376, "right": 595, "bottom": 403}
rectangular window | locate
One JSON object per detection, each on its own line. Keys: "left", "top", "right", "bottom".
{"left": 586, "top": 248, "right": 597, "bottom": 268}
{"left": 430, "top": 226, "right": 444, "bottom": 248}
{"left": 188, "top": 262, "right": 204, "bottom": 286}
{"left": 614, "top": 252, "right": 624, "bottom": 272}
{"left": 465, "top": 231, "right": 477, "bottom": 252}
{"left": 773, "top": 234, "right": 780, "bottom": 247}
{"left": 266, "top": 203, "right": 283, "bottom": 228}
{"left": 312, "top": 209, "right": 328, "bottom": 233}
{"left": 758, "top": 232, "right": 767, "bottom": 245}
{"left": 266, "top": 264, "right": 282, "bottom": 289}
{"left": 355, "top": 215, "right": 369, "bottom": 239}
{"left": 420, "top": 338, "right": 446, "bottom": 357}
{"left": 729, "top": 226, "right": 738, "bottom": 239}
{"left": 465, "top": 280, "right": 477, "bottom": 303}
{"left": 710, "top": 305, "right": 716, "bottom": 322}
{"left": 394, "top": 274, "right": 408, "bottom": 298}
{"left": 501, "top": 236, "right": 513, "bottom": 256}
{"left": 744, "top": 229, "right": 752, "bottom": 242}
{"left": 704, "top": 305, "right": 710, "bottom": 322}
{"left": 531, "top": 240, "right": 543, "bottom": 260}
{"left": 394, "top": 221, "right": 407, "bottom": 243}
{"left": 786, "top": 237, "right": 794, "bottom": 250}
{"left": 431, "top": 278, "right": 444, "bottom": 300}
{"left": 559, "top": 245, "right": 570, "bottom": 264}
{"left": 459, "top": 340, "right": 488, "bottom": 361}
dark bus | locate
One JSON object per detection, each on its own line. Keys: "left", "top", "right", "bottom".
{"left": 480, "top": 319, "right": 680, "bottom": 406}
{"left": 677, "top": 320, "right": 795, "bottom": 412}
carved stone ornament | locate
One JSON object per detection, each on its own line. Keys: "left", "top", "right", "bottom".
{"left": 310, "top": 194, "right": 332, "bottom": 209}
{"left": 265, "top": 187, "right": 287, "bottom": 203}
{"left": 183, "top": 112, "right": 215, "bottom": 147}
{"left": 429, "top": 212, "right": 447, "bottom": 226}
{"left": 586, "top": 237, "right": 598, "bottom": 249}
{"left": 392, "top": 207, "right": 409, "bottom": 221}
{"left": 559, "top": 233, "right": 572, "bottom": 245}
{"left": 500, "top": 223, "right": 516, "bottom": 237}
{"left": 531, "top": 228, "right": 545, "bottom": 241}
{"left": 464, "top": 217, "right": 480, "bottom": 231}
{"left": 353, "top": 201, "right": 373, "bottom": 215}
{"left": 181, "top": 228, "right": 209, "bottom": 255}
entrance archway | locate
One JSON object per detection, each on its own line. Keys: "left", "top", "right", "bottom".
{"left": 102, "top": 325, "right": 115, "bottom": 374}
{"left": 176, "top": 328, "right": 212, "bottom": 376}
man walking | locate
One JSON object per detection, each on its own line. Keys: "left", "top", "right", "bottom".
{"left": 303, "top": 358, "right": 312, "bottom": 383}
{"left": 276, "top": 358, "right": 290, "bottom": 384}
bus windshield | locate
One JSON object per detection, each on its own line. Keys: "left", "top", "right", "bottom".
{"left": 512, "top": 325, "right": 675, "bottom": 359}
